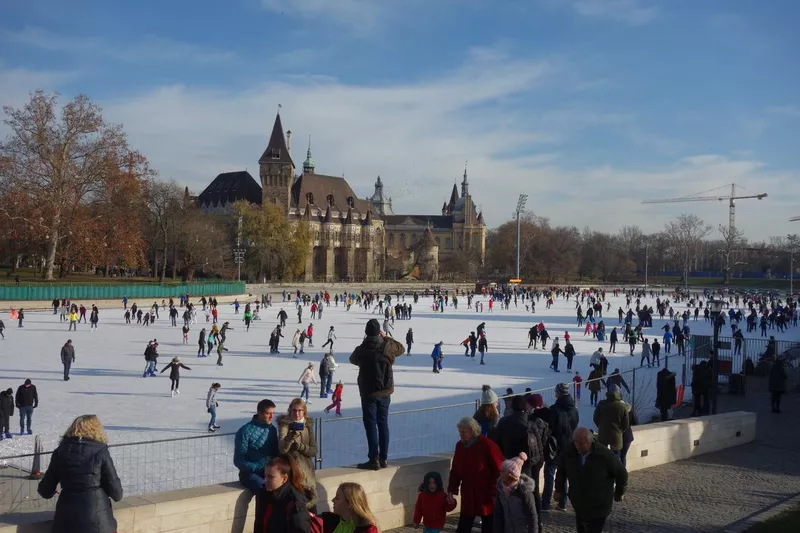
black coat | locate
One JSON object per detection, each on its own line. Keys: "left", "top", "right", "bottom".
{"left": 254, "top": 482, "right": 310, "bottom": 533}
{"left": 160, "top": 362, "right": 191, "bottom": 379}
{"left": 38, "top": 438, "right": 123, "bottom": 533}
{"left": 549, "top": 395, "right": 579, "bottom": 457}
{"left": 15, "top": 384, "right": 38, "bottom": 408}
{"left": 0, "top": 391, "right": 14, "bottom": 417}
{"left": 556, "top": 439, "right": 627, "bottom": 519}
{"left": 655, "top": 369, "right": 677, "bottom": 409}
{"left": 61, "top": 344, "right": 76, "bottom": 364}
{"left": 349, "top": 335, "right": 403, "bottom": 399}
{"left": 492, "top": 411, "right": 533, "bottom": 466}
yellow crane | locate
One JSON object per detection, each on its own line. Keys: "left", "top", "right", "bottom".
{"left": 642, "top": 183, "right": 767, "bottom": 237}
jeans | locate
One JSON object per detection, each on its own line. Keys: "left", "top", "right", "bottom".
{"left": 361, "top": 396, "right": 390, "bottom": 461}
{"left": 19, "top": 406, "right": 33, "bottom": 431}
{"left": 542, "top": 460, "right": 566, "bottom": 510}
{"left": 407, "top": 343, "right": 412, "bottom": 355}
{"left": 144, "top": 361, "right": 156, "bottom": 375}
{"left": 238, "top": 471, "right": 264, "bottom": 493}
{"left": 456, "top": 514, "right": 493, "bottom": 533}
{"left": 320, "top": 373, "right": 333, "bottom": 396}
{"left": 63, "top": 361, "right": 71, "bottom": 380}
{"left": 208, "top": 405, "right": 217, "bottom": 426}
{"left": 301, "top": 382, "right": 310, "bottom": 401}
{"left": 576, "top": 515, "right": 607, "bottom": 533}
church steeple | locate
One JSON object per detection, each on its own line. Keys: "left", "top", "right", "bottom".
{"left": 448, "top": 182, "right": 459, "bottom": 211}
{"left": 259, "top": 112, "right": 294, "bottom": 167}
{"left": 461, "top": 161, "right": 469, "bottom": 197}
{"left": 303, "top": 135, "right": 315, "bottom": 174}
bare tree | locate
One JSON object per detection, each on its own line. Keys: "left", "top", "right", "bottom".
{"left": 718, "top": 224, "right": 745, "bottom": 285}
{"left": 666, "top": 214, "right": 712, "bottom": 288}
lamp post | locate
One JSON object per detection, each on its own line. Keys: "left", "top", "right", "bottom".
{"left": 709, "top": 298, "right": 724, "bottom": 415}
{"left": 514, "top": 194, "right": 528, "bottom": 281}
{"left": 788, "top": 234, "right": 799, "bottom": 296}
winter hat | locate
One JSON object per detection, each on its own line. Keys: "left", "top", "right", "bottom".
{"left": 481, "top": 385, "right": 499, "bottom": 406}
{"left": 501, "top": 452, "right": 528, "bottom": 479}
{"left": 555, "top": 383, "right": 570, "bottom": 396}
{"left": 365, "top": 319, "right": 381, "bottom": 336}
{"left": 608, "top": 384, "right": 619, "bottom": 394}
{"left": 526, "top": 393, "right": 544, "bottom": 409}
{"left": 24, "top": 379, "right": 31, "bottom": 385}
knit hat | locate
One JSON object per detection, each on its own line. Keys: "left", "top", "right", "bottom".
{"left": 555, "top": 383, "right": 570, "bottom": 396}
{"left": 525, "top": 393, "right": 544, "bottom": 409}
{"left": 608, "top": 384, "right": 619, "bottom": 394}
{"left": 501, "top": 452, "right": 528, "bottom": 479}
{"left": 481, "top": 385, "right": 499, "bottom": 406}
{"left": 365, "top": 319, "right": 381, "bottom": 336}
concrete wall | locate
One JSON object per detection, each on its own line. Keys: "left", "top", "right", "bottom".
{"left": 0, "top": 412, "right": 755, "bottom": 533}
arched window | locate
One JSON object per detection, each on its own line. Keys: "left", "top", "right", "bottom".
{"left": 400, "top": 234, "right": 406, "bottom": 248}
{"left": 306, "top": 192, "right": 314, "bottom": 205}
{"left": 412, "top": 234, "right": 418, "bottom": 246}
{"left": 388, "top": 234, "right": 395, "bottom": 248}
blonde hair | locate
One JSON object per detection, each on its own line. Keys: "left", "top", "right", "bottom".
{"left": 62, "top": 414, "right": 108, "bottom": 444}
{"left": 288, "top": 398, "right": 308, "bottom": 418}
{"left": 338, "top": 482, "right": 378, "bottom": 530}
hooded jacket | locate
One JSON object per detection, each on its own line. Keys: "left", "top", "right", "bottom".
{"left": 0, "top": 389, "right": 14, "bottom": 418}
{"left": 277, "top": 415, "right": 318, "bottom": 510}
{"left": 593, "top": 390, "right": 630, "bottom": 451}
{"left": 37, "top": 438, "right": 123, "bottom": 533}
{"left": 349, "top": 335, "right": 404, "bottom": 399}
{"left": 493, "top": 474, "right": 538, "bottom": 533}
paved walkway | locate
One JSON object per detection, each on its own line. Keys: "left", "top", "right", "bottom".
{"left": 389, "top": 392, "right": 800, "bottom": 533}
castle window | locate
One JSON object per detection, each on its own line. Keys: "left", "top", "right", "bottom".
{"left": 269, "top": 149, "right": 280, "bottom": 159}
{"left": 306, "top": 192, "right": 314, "bottom": 205}
{"left": 388, "top": 234, "right": 394, "bottom": 248}
{"left": 400, "top": 234, "right": 406, "bottom": 248}
{"left": 445, "top": 238, "right": 452, "bottom": 249}
{"left": 435, "top": 237, "right": 440, "bottom": 246}
{"left": 347, "top": 196, "right": 355, "bottom": 208}
{"left": 412, "top": 234, "right": 418, "bottom": 246}
{"left": 327, "top": 194, "right": 335, "bottom": 206}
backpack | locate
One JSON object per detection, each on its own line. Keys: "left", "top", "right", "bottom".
{"left": 525, "top": 421, "right": 544, "bottom": 467}
{"left": 532, "top": 416, "right": 558, "bottom": 462}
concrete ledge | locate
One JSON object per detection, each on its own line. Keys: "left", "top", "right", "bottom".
{"left": 0, "top": 412, "right": 755, "bottom": 533}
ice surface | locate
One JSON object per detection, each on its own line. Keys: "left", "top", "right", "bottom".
{"left": 1, "top": 290, "right": 795, "bottom": 497}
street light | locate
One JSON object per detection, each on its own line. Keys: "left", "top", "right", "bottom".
{"left": 788, "top": 234, "right": 799, "bottom": 296}
{"left": 514, "top": 194, "right": 528, "bottom": 281}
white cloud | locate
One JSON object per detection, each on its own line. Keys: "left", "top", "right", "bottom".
{"left": 1, "top": 26, "right": 235, "bottom": 64}
{"left": 0, "top": 66, "right": 78, "bottom": 110}
{"left": 558, "top": 0, "right": 659, "bottom": 25}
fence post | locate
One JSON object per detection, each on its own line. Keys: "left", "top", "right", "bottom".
{"left": 315, "top": 418, "right": 323, "bottom": 470}
{"left": 631, "top": 366, "right": 636, "bottom": 407}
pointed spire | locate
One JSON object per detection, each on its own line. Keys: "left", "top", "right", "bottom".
{"left": 259, "top": 112, "right": 294, "bottom": 166}
{"left": 477, "top": 212, "right": 484, "bottom": 224}
{"left": 448, "top": 183, "right": 459, "bottom": 210}
{"left": 364, "top": 209, "right": 373, "bottom": 225}
{"left": 344, "top": 207, "right": 355, "bottom": 225}
{"left": 303, "top": 135, "right": 315, "bottom": 174}
{"left": 461, "top": 160, "right": 469, "bottom": 197}
{"left": 323, "top": 204, "right": 333, "bottom": 223}
{"left": 442, "top": 201, "right": 448, "bottom": 215}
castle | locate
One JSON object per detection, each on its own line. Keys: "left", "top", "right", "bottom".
{"left": 195, "top": 113, "right": 486, "bottom": 282}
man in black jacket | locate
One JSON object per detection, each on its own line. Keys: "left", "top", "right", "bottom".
{"left": 556, "top": 427, "right": 627, "bottom": 533}
{"left": 15, "top": 379, "right": 38, "bottom": 435}
{"left": 349, "top": 318, "right": 404, "bottom": 470}
{"left": 61, "top": 340, "right": 76, "bottom": 381}
{"left": 656, "top": 367, "right": 677, "bottom": 421}
{"left": 542, "top": 383, "right": 579, "bottom": 511}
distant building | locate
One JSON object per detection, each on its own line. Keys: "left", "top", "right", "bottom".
{"left": 194, "top": 112, "right": 486, "bottom": 281}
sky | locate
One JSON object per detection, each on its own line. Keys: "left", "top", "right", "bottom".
{"left": 1, "top": 0, "right": 798, "bottom": 241}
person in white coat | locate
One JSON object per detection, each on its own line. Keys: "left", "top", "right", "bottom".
{"left": 298, "top": 363, "right": 317, "bottom": 404}
{"left": 291, "top": 329, "right": 301, "bottom": 354}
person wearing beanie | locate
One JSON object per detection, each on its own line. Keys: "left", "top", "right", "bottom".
{"left": 542, "top": 382, "right": 579, "bottom": 512}
{"left": 350, "top": 318, "right": 405, "bottom": 470}
{"left": 473, "top": 385, "right": 500, "bottom": 437}
{"left": 495, "top": 452, "right": 539, "bottom": 533}
{"left": 160, "top": 357, "right": 191, "bottom": 397}
{"left": 413, "top": 471, "right": 457, "bottom": 533}
{"left": 15, "top": 379, "right": 38, "bottom": 435}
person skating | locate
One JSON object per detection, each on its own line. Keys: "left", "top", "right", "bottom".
{"left": 588, "top": 368, "right": 603, "bottom": 407}
{"left": 322, "top": 326, "right": 336, "bottom": 350}
{"left": 550, "top": 338, "right": 564, "bottom": 372}
{"left": 431, "top": 341, "right": 444, "bottom": 373}
{"left": 61, "top": 339, "right": 75, "bottom": 381}
{"left": 406, "top": 328, "right": 414, "bottom": 355}
{"left": 207, "top": 383, "right": 221, "bottom": 432}
{"left": 197, "top": 328, "right": 207, "bottom": 357}
{"left": 609, "top": 328, "right": 618, "bottom": 354}
{"left": 319, "top": 351, "right": 337, "bottom": 398}
{"left": 143, "top": 340, "right": 159, "bottom": 377}
{"left": 182, "top": 324, "right": 190, "bottom": 344}
{"left": 324, "top": 381, "right": 344, "bottom": 416}
{"left": 160, "top": 357, "right": 191, "bottom": 397}
{"left": 0, "top": 318, "right": 5, "bottom": 339}
{"left": 15, "top": 379, "right": 38, "bottom": 435}
{"left": 478, "top": 335, "right": 488, "bottom": 365}
{"left": 605, "top": 368, "right": 630, "bottom": 395}
{"left": 17, "top": 308, "right": 25, "bottom": 328}
{"left": 298, "top": 363, "right": 317, "bottom": 403}
{"left": 216, "top": 340, "right": 228, "bottom": 366}
{"left": 640, "top": 338, "right": 652, "bottom": 367}
{"left": 564, "top": 340, "right": 576, "bottom": 372}
{"left": 0, "top": 388, "right": 13, "bottom": 440}
{"left": 68, "top": 309, "right": 78, "bottom": 331}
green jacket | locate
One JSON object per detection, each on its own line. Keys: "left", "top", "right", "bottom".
{"left": 593, "top": 391, "right": 630, "bottom": 451}
{"left": 556, "top": 439, "right": 628, "bottom": 519}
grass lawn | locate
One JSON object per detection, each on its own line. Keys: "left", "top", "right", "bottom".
{"left": 745, "top": 504, "right": 800, "bottom": 532}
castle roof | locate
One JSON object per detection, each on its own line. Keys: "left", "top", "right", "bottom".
{"left": 259, "top": 113, "right": 294, "bottom": 167}
{"left": 381, "top": 214, "right": 454, "bottom": 230}
{"left": 291, "top": 173, "right": 373, "bottom": 214}
{"left": 196, "top": 171, "right": 262, "bottom": 208}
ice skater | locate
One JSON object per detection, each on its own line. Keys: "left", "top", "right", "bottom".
{"left": 197, "top": 328, "right": 207, "bottom": 356}
{"left": 206, "top": 383, "right": 221, "bottom": 432}
{"left": 160, "top": 357, "right": 191, "bottom": 397}
{"left": 321, "top": 326, "right": 336, "bottom": 350}
{"left": 298, "top": 363, "right": 317, "bottom": 403}
{"left": 431, "top": 341, "right": 444, "bottom": 373}
{"left": 324, "top": 381, "right": 343, "bottom": 416}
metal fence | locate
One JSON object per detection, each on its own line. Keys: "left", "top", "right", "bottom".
{"left": 0, "top": 281, "right": 245, "bottom": 301}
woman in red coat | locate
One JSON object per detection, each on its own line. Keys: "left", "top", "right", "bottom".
{"left": 448, "top": 416, "right": 503, "bottom": 533}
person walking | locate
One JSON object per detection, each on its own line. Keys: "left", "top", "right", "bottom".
{"left": 431, "top": 341, "right": 444, "bottom": 374}
{"left": 555, "top": 428, "right": 627, "bottom": 533}
{"left": 15, "top": 379, "right": 38, "bottom": 435}
{"left": 298, "top": 363, "right": 317, "bottom": 404}
{"left": 160, "top": 357, "right": 191, "bottom": 397}
{"left": 234, "top": 399, "right": 279, "bottom": 493}
{"left": 541, "top": 383, "right": 579, "bottom": 512}
{"left": 769, "top": 358, "right": 788, "bottom": 413}
{"left": 592, "top": 385, "right": 630, "bottom": 458}
{"left": 349, "top": 318, "right": 404, "bottom": 470}
{"left": 206, "top": 383, "right": 221, "bottom": 432}
{"left": 37, "top": 415, "right": 123, "bottom": 533}
{"left": 406, "top": 328, "right": 414, "bottom": 356}
{"left": 68, "top": 309, "right": 78, "bottom": 331}
{"left": 60, "top": 339, "right": 75, "bottom": 381}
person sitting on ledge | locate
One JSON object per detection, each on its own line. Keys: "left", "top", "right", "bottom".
{"left": 235, "top": 399, "right": 279, "bottom": 493}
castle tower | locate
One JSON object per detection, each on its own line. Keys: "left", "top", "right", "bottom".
{"left": 368, "top": 175, "right": 394, "bottom": 215}
{"left": 303, "top": 136, "right": 315, "bottom": 174}
{"left": 259, "top": 112, "right": 295, "bottom": 213}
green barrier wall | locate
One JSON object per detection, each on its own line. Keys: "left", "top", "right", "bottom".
{"left": 0, "top": 281, "right": 246, "bottom": 301}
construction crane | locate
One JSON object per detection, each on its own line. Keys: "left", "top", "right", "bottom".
{"left": 642, "top": 183, "right": 767, "bottom": 237}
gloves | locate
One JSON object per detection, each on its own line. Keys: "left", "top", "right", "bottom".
{"left": 614, "top": 492, "right": 624, "bottom": 503}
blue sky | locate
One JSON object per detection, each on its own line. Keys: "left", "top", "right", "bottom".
{"left": 1, "top": 0, "right": 798, "bottom": 240}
